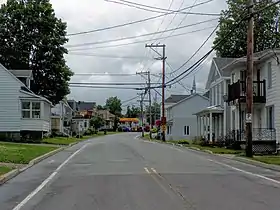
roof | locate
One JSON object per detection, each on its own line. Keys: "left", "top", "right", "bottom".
{"left": 165, "top": 94, "right": 190, "bottom": 103}
{"left": 193, "top": 105, "right": 224, "bottom": 116}
{"left": 167, "top": 93, "right": 209, "bottom": 109}
{"left": 213, "top": 57, "right": 236, "bottom": 77}
{"left": 0, "top": 63, "right": 52, "bottom": 105}
{"left": 9, "top": 69, "right": 33, "bottom": 78}
{"left": 78, "top": 101, "right": 96, "bottom": 111}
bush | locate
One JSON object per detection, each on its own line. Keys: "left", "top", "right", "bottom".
{"left": 76, "top": 134, "right": 83, "bottom": 138}
{"left": 151, "top": 128, "right": 157, "bottom": 133}
{"left": 177, "top": 140, "right": 190, "bottom": 145}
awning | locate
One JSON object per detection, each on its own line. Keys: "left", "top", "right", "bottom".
{"left": 193, "top": 105, "right": 224, "bottom": 116}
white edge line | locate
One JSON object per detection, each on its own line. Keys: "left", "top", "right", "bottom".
{"left": 151, "top": 168, "right": 157, "bottom": 174}
{"left": 12, "top": 143, "right": 89, "bottom": 210}
{"left": 207, "top": 159, "right": 280, "bottom": 185}
{"left": 144, "top": 167, "right": 150, "bottom": 174}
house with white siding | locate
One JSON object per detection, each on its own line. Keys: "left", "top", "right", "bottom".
{"left": 166, "top": 92, "right": 209, "bottom": 141}
{"left": 51, "top": 99, "right": 73, "bottom": 136}
{"left": 194, "top": 57, "right": 235, "bottom": 142}
{"left": 224, "top": 49, "right": 280, "bottom": 143}
{"left": 0, "top": 63, "right": 52, "bottom": 140}
{"left": 195, "top": 50, "right": 280, "bottom": 146}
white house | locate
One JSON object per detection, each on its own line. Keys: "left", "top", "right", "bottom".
{"left": 51, "top": 99, "right": 73, "bottom": 136}
{"left": 0, "top": 64, "right": 52, "bottom": 140}
{"left": 223, "top": 49, "right": 280, "bottom": 143}
{"left": 194, "top": 57, "right": 234, "bottom": 142}
{"left": 166, "top": 93, "right": 209, "bottom": 141}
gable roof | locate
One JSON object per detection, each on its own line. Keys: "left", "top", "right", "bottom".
{"left": 205, "top": 57, "right": 236, "bottom": 90}
{"left": 167, "top": 93, "right": 209, "bottom": 109}
{"left": 78, "top": 101, "right": 96, "bottom": 111}
{"left": 9, "top": 69, "right": 33, "bottom": 78}
{"left": 0, "top": 63, "right": 51, "bottom": 105}
{"left": 165, "top": 94, "right": 190, "bottom": 103}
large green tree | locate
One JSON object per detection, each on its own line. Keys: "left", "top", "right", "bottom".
{"left": 213, "top": 0, "right": 280, "bottom": 58}
{"left": 0, "top": 0, "right": 73, "bottom": 104}
{"left": 105, "top": 96, "right": 122, "bottom": 116}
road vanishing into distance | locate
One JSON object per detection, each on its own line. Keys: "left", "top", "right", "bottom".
{"left": 1, "top": 133, "right": 280, "bottom": 210}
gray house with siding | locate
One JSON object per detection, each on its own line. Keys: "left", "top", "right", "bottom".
{"left": 0, "top": 64, "right": 52, "bottom": 140}
{"left": 166, "top": 93, "right": 209, "bottom": 141}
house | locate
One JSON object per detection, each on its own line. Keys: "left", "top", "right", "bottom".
{"left": 0, "top": 64, "right": 52, "bottom": 140}
{"left": 51, "top": 99, "right": 73, "bottom": 136}
{"left": 195, "top": 50, "right": 280, "bottom": 147}
{"left": 163, "top": 94, "right": 190, "bottom": 120}
{"left": 166, "top": 92, "right": 209, "bottom": 141}
{"left": 72, "top": 115, "right": 90, "bottom": 136}
{"left": 94, "top": 109, "right": 115, "bottom": 129}
{"left": 224, "top": 49, "right": 280, "bottom": 144}
{"left": 194, "top": 57, "right": 235, "bottom": 142}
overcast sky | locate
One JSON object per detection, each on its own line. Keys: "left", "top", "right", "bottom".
{"left": 1, "top": 0, "right": 228, "bottom": 107}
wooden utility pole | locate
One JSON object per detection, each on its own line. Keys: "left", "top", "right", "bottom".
{"left": 245, "top": 0, "right": 254, "bottom": 157}
{"left": 138, "top": 93, "right": 145, "bottom": 137}
{"left": 145, "top": 44, "right": 166, "bottom": 141}
{"left": 147, "top": 71, "right": 152, "bottom": 139}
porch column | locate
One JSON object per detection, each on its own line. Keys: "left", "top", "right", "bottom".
{"left": 219, "top": 115, "right": 223, "bottom": 137}
{"left": 199, "top": 116, "right": 202, "bottom": 136}
{"left": 202, "top": 115, "right": 205, "bottom": 137}
{"left": 196, "top": 115, "right": 199, "bottom": 136}
{"left": 210, "top": 112, "right": 213, "bottom": 143}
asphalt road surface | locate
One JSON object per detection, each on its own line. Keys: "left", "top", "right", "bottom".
{"left": 1, "top": 133, "right": 280, "bottom": 210}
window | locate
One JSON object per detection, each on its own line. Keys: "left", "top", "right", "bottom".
{"left": 209, "top": 89, "right": 212, "bottom": 105}
{"left": 213, "top": 86, "right": 216, "bottom": 105}
{"left": 184, "top": 126, "right": 190, "bottom": 136}
{"left": 84, "top": 121, "right": 87, "bottom": 128}
{"left": 21, "top": 101, "right": 41, "bottom": 119}
{"left": 217, "top": 84, "right": 220, "bottom": 105}
{"left": 267, "top": 106, "right": 274, "bottom": 129}
{"left": 267, "top": 62, "right": 272, "bottom": 89}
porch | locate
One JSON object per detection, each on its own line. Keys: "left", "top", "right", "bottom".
{"left": 194, "top": 105, "right": 224, "bottom": 143}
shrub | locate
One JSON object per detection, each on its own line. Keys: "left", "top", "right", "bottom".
{"left": 177, "top": 140, "right": 190, "bottom": 145}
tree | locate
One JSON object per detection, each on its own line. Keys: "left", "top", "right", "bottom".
{"left": 0, "top": 0, "right": 73, "bottom": 104}
{"left": 105, "top": 96, "right": 122, "bottom": 116}
{"left": 97, "top": 105, "right": 105, "bottom": 110}
{"left": 146, "top": 102, "right": 161, "bottom": 125}
{"left": 213, "top": 0, "right": 280, "bottom": 58}
{"left": 126, "top": 105, "right": 140, "bottom": 118}
{"left": 90, "top": 116, "right": 105, "bottom": 131}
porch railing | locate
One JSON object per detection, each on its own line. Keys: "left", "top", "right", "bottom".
{"left": 227, "top": 80, "right": 266, "bottom": 103}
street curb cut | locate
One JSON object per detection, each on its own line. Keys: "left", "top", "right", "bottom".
{"left": 232, "top": 156, "right": 280, "bottom": 172}
{"left": 0, "top": 142, "right": 78, "bottom": 186}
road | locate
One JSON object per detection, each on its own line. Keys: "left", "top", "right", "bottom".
{"left": 1, "top": 133, "right": 280, "bottom": 210}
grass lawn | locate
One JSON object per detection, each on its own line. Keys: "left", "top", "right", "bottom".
{"left": 42, "top": 132, "right": 119, "bottom": 146}
{"left": 188, "top": 144, "right": 243, "bottom": 154}
{"left": 0, "top": 142, "right": 57, "bottom": 164}
{"left": 0, "top": 166, "right": 13, "bottom": 176}
{"left": 253, "top": 156, "right": 280, "bottom": 165}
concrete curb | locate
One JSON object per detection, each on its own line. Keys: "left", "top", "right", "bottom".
{"left": 232, "top": 156, "right": 280, "bottom": 172}
{"left": 0, "top": 141, "right": 80, "bottom": 186}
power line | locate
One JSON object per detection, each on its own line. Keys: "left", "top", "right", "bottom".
{"left": 73, "top": 72, "right": 161, "bottom": 76}
{"left": 163, "top": 0, "right": 280, "bottom": 86}
{"left": 68, "top": 26, "right": 216, "bottom": 51}
{"left": 66, "top": 0, "right": 216, "bottom": 36}
{"left": 105, "top": 0, "right": 219, "bottom": 16}
{"left": 65, "top": 18, "right": 218, "bottom": 48}
{"left": 67, "top": 52, "right": 153, "bottom": 60}
{"left": 70, "top": 85, "right": 142, "bottom": 90}
{"left": 69, "top": 82, "right": 161, "bottom": 85}
{"left": 121, "top": 95, "right": 140, "bottom": 104}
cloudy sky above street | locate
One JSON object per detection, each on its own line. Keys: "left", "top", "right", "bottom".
{"left": 2, "top": 0, "right": 228, "bottom": 107}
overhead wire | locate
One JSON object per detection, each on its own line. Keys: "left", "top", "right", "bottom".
{"left": 65, "top": 18, "right": 217, "bottom": 48}
{"left": 66, "top": 0, "right": 214, "bottom": 36}
{"left": 105, "top": 0, "right": 219, "bottom": 16}
{"left": 68, "top": 26, "right": 216, "bottom": 51}
{"left": 67, "top": 52, "right": 154, "bottom": 60}
{"left": 150, "top": 0, "right": 280, "bottom": 89}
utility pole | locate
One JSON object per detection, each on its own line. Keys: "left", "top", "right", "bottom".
{"left": 245, "top": 0, "right": 254, "bottom": 157}
{"left": 136, "top": 71, "right": 152, "bottom": 139}
{"left": 137, "top": 92, "right": 145, "bottom": 137}
{"left": 147, "top": 71, "right": 152, "bottom": 139}
{"left": 145, "top": 44, "right": 166, "bottom": 141}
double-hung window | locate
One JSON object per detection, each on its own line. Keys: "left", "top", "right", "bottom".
{"left": 22, "top": 101, "right": 41, "bottom": 119}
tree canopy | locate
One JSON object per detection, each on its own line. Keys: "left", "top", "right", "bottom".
{"left": 126, "top": 105, "right": 140, "bottom": 118}
{"left": 213, "top": 0, "right": 280, "bottom": 58}
{"left": 146, "top": 102, "right": 161, "bottom": 125}
{"left": 0, "top": 0, "right": 73, "bottom": 104}
{"left": 105, "top": 96, "right": 122, "bottom": 116}
{"left": 90, "top": 116, "right": 105, "bottom": 130}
